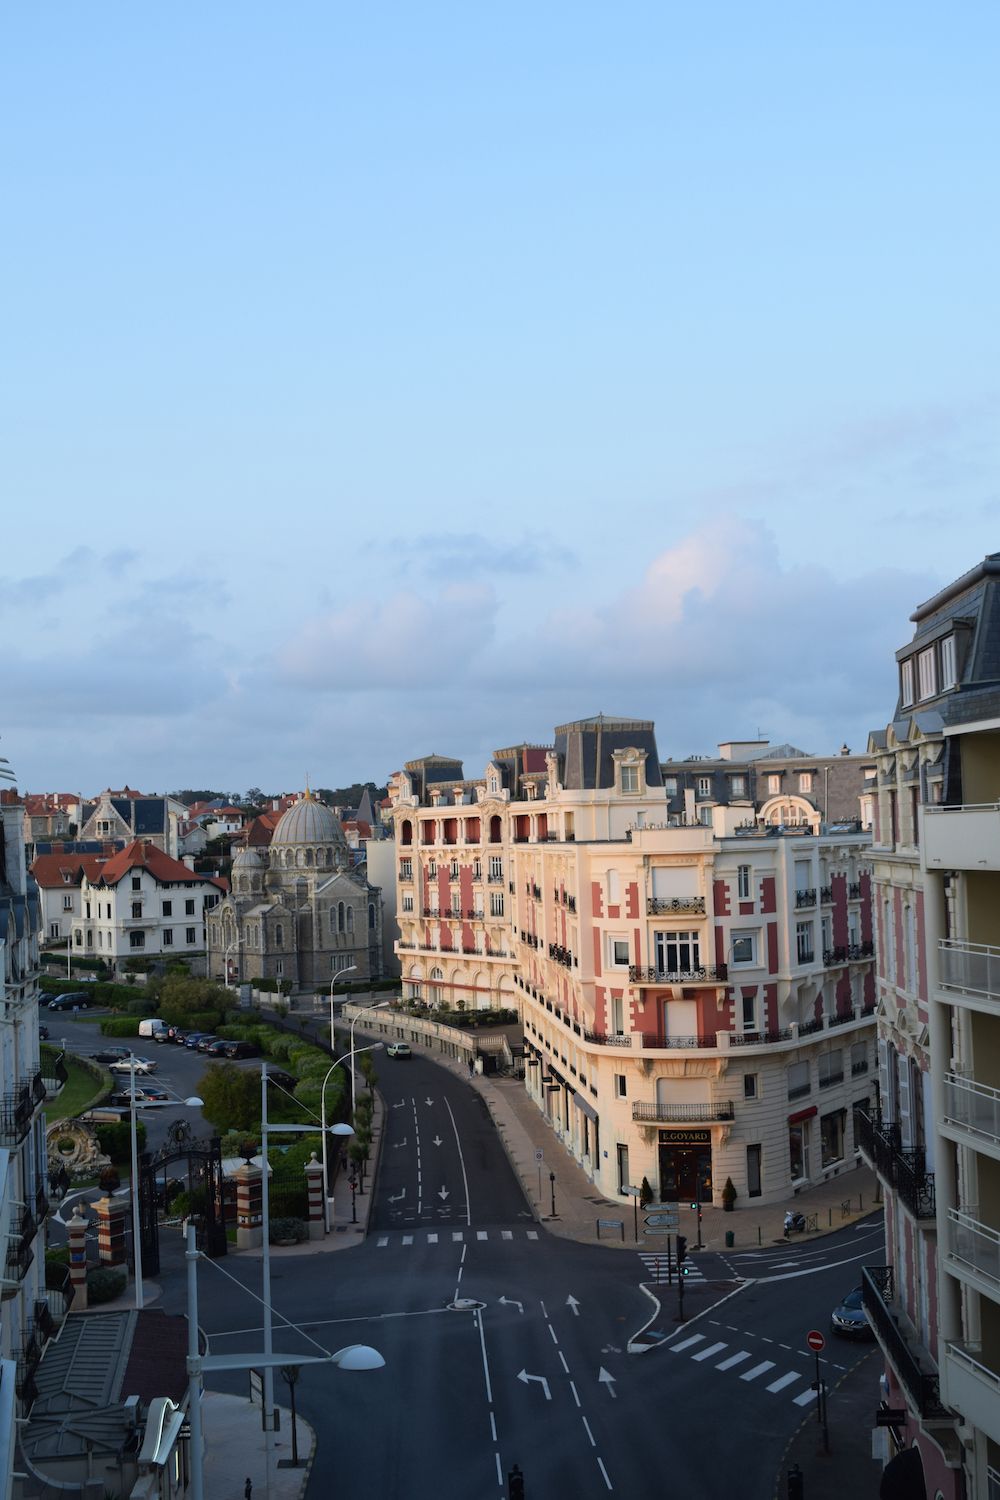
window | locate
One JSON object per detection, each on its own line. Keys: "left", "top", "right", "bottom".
{"left": 490, "top": 891, "right": 504, "bottom": 917}
{"left": 746, "top": 1144, "right": 762, "bottom": 1198}
{"left": 788, "top": 1121, "right": 807, "bottom": 1180}
{"left": 401, "top": 894, "right": 414, "bottom": 913}
{"left": 130, "top": 931, "right": 145, "bottom": 949}
{"left": 74, "top": 930, "right": 82, "bottom": 947}
{"left": 275, "top": 924, "right": 283, "bottom": 948}
{"left": 818, "top": 1050, "right": 843, "bottom": 1089}
{"left": 798, "top": 773, "right": 813, "bottom": 793}
{"left": 132, "top": 876, "right": 141, "bottom": 891}
{"left": 820, "top": 1109, "right": 846, "bottom": 1167}
{"left": 737, "top": 865, "right": 751, "bottom": 900}
{"left": 49, "top": 921, "right": 60, "bottom": 937}
{"left": 741, "top": 993, "right": 756, "bottom": 1030}
{"left": 696, "top": 775, "right": 712, "bottom": 798}
{"left": 611, "top": 995, "right": 625, "bottom": 1034}
{"left": 767, "top": 774, "right": 781, "bottom": 795}
{"left": 163, "top": 929, "right": 174, "bottom": 946}
{"left": 917, "top": 646, "right": 937, "bottom": 700}
{"left": 743, "top": 1074, "right": 758, "bottom": 1100}
{"left": 698, "top": 805, "right": 712, "bottom": 826}
{"left": 610, "top": 938, "right": 630, "bottom": 967}
{"left": 796, "top": 921, "right": 814, "bottom": 964}
{"left": 185, "top": 927, "right": 197, "bottom": 944}
{"left": 900, "top": 658, "right": 914, "bottom": 707}
{"left": 400, "top": 860, "right": 413, "bottom": 881}
{"left": 621, "top": 765, "right": 640, "bottom": 793}
{"left": 940, "top": 634, "right": 957, "bottom": 690}
{"left": 62, "top": 894, "right": 73, "bottom": 910}
{"left": 185, "top": 898, "right": 195, "bottom": 916}
{"left": 731, "top": 932, "right": 757, "bottom": 966}
{"left": 473, "top": 859, "right": 482, "bottom": 880}
{"left": 664, "top": 777, "right": 678, "bottom": 796}
{"left": 787, "top": 1060, "right": 810, "bottom": 1099}
{"left": 850, "top": 1042, "right": 868, "bottom": 1077}
{"left": 163, "top": 900, "right": 173, "bottom": 917}
{"left": 489, "top": 855, "right": 503, "bottom": 879}
{"left": 428, "top": 861, "right": 437, "bottom": 877}
{"left": 654, "top": 930, "right": 700, "bottom": 974}
{"left": 85, "top": 902, "right": 91, "bottom": 919}
{"left": 729, "top": 774, "right": 746, "bottom": 797}
{"left": 616, "top": 1143, "right": 630, "bottom": 1194}
{"left": 131, "top": 902, "right": 142, "bottom": 919}
{"left": 614, "top": 1074, "right": 627, "bottom": 1099}
{"left": 450, "top": 860, "right": 459, "bottom": 879}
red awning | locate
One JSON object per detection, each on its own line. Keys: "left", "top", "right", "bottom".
{"left": 787, "top": 1106, "right": 818, "bottom": 1125}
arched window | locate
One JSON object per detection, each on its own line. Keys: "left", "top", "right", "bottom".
{"left": 400, "top": 820, "right": 412, "bottom": 847}
{"left": 368, "top": 902, "right": 376, "bottom": 930}
{"left": 275, "top": 924, "right": 283, "bottom": 948}
{"left": 346, "top": 907, "right": 354, "bottom": 932}
{"left": 430, "top": 966, "right": 444, "bottom": 1006}
{"left": 338, "top": 901, "right": 346, "bottom": 933}
{"left": 305, "top": 848, "right": 313, "bottom": 866}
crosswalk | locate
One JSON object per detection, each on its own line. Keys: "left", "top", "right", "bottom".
{"left": 376, "top": 1229, "right": 540, "bottom": 1247}
{"left": 638, "top": 1252, "right": 707, "bottom": 1285}
{"left": 665, "top": 1331, "right": 818, "bottom": 1406}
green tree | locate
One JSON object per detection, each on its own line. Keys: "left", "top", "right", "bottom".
{"left": 198, "top": 1062, "right": 260, "bottom": 1133}
{"left": 147, "top": 973, "right": 229, "bottom": 1024}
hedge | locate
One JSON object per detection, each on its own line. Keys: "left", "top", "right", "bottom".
{"left": 100, "top": 1015, "right": 142, "bottom": 1037}
{"left": 87, "top": 1267, "right": 126, "bottom": 1305}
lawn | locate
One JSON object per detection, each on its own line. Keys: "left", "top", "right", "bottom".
{"left": 42, "top": 1046, "right": 108, "bottom": 1122}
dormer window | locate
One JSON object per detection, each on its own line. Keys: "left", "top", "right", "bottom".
{"left": 917, "top": 647, "right": 937, "bottom": 700}
{"left": 489, "top": 774, "right": 499, "bottom": 795}
{"left": 900, "top": 658, "right": 914, "bottom": 707}
{"left": 940, "top": 634, "right": 957, "bottom": 690}
{"left": 621, "top": 765, "right": 640, "bottom": 794}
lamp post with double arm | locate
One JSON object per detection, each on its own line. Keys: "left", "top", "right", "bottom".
{"left": 320, "top": 1044, "right": 382, "bottom": 1232}
{"left": 328, "top": 963, "right": 357, "bottom": 1047}
{"left": 129, "top": 1056, "right": 203, "bottom": 1311}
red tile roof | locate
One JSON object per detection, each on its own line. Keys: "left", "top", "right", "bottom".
{"left": 93, "top": 839, "right": 220, "bottom": 888}
{"left": 30, "top": 853, "right": 107, "bottom": 887}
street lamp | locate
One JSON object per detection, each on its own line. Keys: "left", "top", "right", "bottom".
{"left": 349, "top": 1001, "right": 389, "bottom": 1116}
{"left": 319, "top": 1045, "right": 381, "bottom": 1232}
{"left": 328, "top": 963, "right": 357, "bottom": 1045}
{"left": 129, "top": 1055, "right": 203, "bottom": 1311}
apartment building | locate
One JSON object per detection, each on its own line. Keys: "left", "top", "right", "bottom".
{"left": 1, "top": 785, "right": 65, "bottom": 1490}
{"left": 390, "top": 717, "right": 876, "bottom": 1207}
{"left": 72, "top": 840, "right": 223, "bottom": 963}
{"left": 862, "top": 555, "right": 1000, "bottom": 1500}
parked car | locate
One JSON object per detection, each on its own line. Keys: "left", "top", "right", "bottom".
{"left": 224, "top": 1041, "right": 260, "bottom": 1060}
{"left": 91, "top": 1046, "right": 132, "bottom": 1064}
{"left": 205, "top": 1040, "right": 231, "bottom": 1057}
{"left": 184, "top": 1033, "right": 211, "bottom": 1049}
{"left": 168, "top": 1028, "right": 190, "bottom": 1045}
{"left": 386, "top": 1042, "right": 412, "bottom": 1059}
{"left": 108, "top": 1056, "right": 158, "bottom": 1076}
{"left": 195, "top": 1035, "right": 219, "bottom": 1052}
{"left": 47, "top": 992, "right": 91, "bottom": 1011}
{"left": 113, "top": 1085, "right": 170, "bottom": 1106}
{"left": 137, "top": 1018, "right": 168, "bottom": 1040}
{"left": 831, "top": 1287, "right": 873, "bottom": 1339}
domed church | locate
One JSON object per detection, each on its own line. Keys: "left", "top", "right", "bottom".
{"left": 207, "top": 790, "right": 383, "bottom": 990}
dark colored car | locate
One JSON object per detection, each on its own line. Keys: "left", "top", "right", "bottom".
{"left": 169, "top": 1029, "right": 190, "bottom": 1045}
{"left": 831, "top": 1287, "right": 873, "bottom": 1339}
{"left": 224, "top": 1041, "right": 260, "bottom": 1059}
{"left": 47, "top": 992, "right": 91, "bottom": 1011}
{"left": 91, "top": 1046, "right": 132, "bottom": 1064}
{"left": 195, "top": 1035, "right": 219, "bottom": 1052}
{"left": 205, "top": 1040, "right": 231, "bottom": 1057}
{"left": 184, "top": 1032, "right": 210, "bottom": 1049}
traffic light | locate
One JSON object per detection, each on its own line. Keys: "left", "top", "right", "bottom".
{"left": 675, "top": 1234, "right": 688, "bottom": 1269}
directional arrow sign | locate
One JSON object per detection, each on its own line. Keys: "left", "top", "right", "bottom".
{"left": 499, "top": 1296, "right": 524, "bottom": 1314}
{"left": 392, "top": 1138, "right": 408, "bottom": 1149}
{"left": 517, "top": 1370, "right": 551, "bottom": 1400}
{"left": 598, "top": 1368, "right": 617, "bottom": 1399}
{"left": 644, "top": 1212, "right": 679, "bottom": 1227}
{"left": 566, "top": 1295, "right": 580, "bottom": 1317}
{"left": 425, "top": 1097, "right": 434, "bottom": 1106}
{"left": 388, "top": 1189, "right": 406, "bottom": 1203}
{"left": 437, "top": 1186, "right": 450, "bottom": 1201}
{"left": 643, "top": 1225, "right": 675, "bottom": 1236}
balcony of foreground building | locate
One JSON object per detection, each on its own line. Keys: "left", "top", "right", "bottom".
{"left": 862, "top": 1266, "right": 950, "bottom": 1422}
{"left": 855, "top": 1108, "right": 936, "bottom": 1218}
{"left": 941, "top": 1073, "right": 1000, "bottom": 1159}
{"left": 633, "top": 1100, "right": 735, "bottom": 1124}
{"left": 943, "top": 1342, "right": 1000, "bottom": 1447}
{"left": 41, "top": 1051, "right": 68, "bottom": 1100}
{"left": 646, "top": 896, "right": 706, "bottom": 916}
{"left": 822, "top": 942, "right": 875, "bottom": 966}
{"left": 2, "top": 1205, "right": 37, "bottom": 1301}
{"left": 583, "top": 1030, "right": 720, "bottom": 1052}
{"left": 629, "top": 963, "right": 727, "bottom": 986}
{"left": 795, "top": 888, "right": 817, "bottom": 908}
{"left": 924, "top": 802, "right": 1000, "bottom": 872}
{"left": 0, "top": 1083, "right": 35, "bottom": 1149}
{"left": 945, "top": 1208, "right": 1000, "bottom": 1296}
{"left": 938, "top": 939, "right": 1000, "bottom": 1017}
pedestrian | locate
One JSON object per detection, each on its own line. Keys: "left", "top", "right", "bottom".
{"left": 467, "top": 1057, "right": 475, "bottom": 1077}
{"left": 244, "top": 1479, "right": 252, "bottom": 1500}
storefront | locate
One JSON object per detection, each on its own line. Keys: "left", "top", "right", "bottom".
{"left": 658, "top": 1127, "right": 712, "bottom": 1203}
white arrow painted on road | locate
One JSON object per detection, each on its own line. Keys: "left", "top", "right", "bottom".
{"left": 392, "top": 1138, "right": 408, "bottom": 1149}
{"left": 392, "top": 1101, "right": 406, "bottom": 1109}
{"left": 601, "top": 1345, "right": 621, "bottom": 1355}
{"left": 598, "top": 1368, "right": 617, "bottom": 1399}
{"left": 425, "top": 1097, "right": 434, "bottom": 1106}
{"left": 566, "top": 1295, "right": 581, "bottom": 1316}
{"left": 432, "top": 1135, "right": 443, "bottom": 1147}
{"left": 499, "top": 1297, "right": 524, "bottom": 1314}
{"left": 388, "top": 1189, "right": 406, "bottom": 1203}
{"left": 437, "top": 1186, "right": 450, "bottom": 1201}
{"left": 517, "top": 1370, "right": 551, "bottom": 1400}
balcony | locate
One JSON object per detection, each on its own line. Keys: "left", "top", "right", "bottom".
{"left": 629, "top": 964, "right": 727, "bottom": 986}
{"left": 820, "top": 885, "right": 834, "bottom": 904}
{"left": 633, "top": 1100, "right": 734, "bottom": 1123}
{"left": 939, "top": 939, "right": 1000, "bottom": 1016}
{"left": 637, "top": 1033, "right": 719, "bottom": 1050}
{"left": 584, "top": 1031, "right": 633, "bottom": 1048}
{"left": 942, "top": 1073, "right": 1000, "bottom": 1153}
{"left": 822, "top": 942, "right": 874, "bottom": 966}
{"left": 3, "top": 1206, "right": 37, "bottom": 1299}
{"left": 855, "top": 1108, "right": 936, "bottom": 1218}
{"left": 849, "top": 882, "right": 863, "bottom": 900}
{"left": 647, "top": 896, "right": 706, "bottom": 916}
{"left": 0, "top": 1084, "right": 34, "bottom": 1148}
{"left": 944, "top": 1343, "right": 1000, "bottom": 1446}
{"left": 798, "top": 1017, "right": 824, "bottom": 1037}
{"left": 487, "top": 872, "right": 504, "bottom": 885}
{"left": 862, "top": 1266, "right": 948, "bottom": 1420}
{"left": 41, "top": 1051, "right": 69, "bottom": 1098}
{"left": 730, "top": 1027, "right": 793, "bottom": 1048}
{"left": 924, "top": 803, "right": 1000, "bottom": 872}
{"left": 946, "top": 1208, "right": 1000, "bottom": 1292}
{"left": 795, "top": 888, "right": 817, "bottom": 908}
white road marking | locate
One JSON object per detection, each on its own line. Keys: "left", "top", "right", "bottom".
{"left": 402, "top": 1235, "right": 413, "bottom": 1245}
{"left": 477, "top": 1230, "right": 488, "bottom": 1241}
{"left": 740, "top": 1361, "right": 776, "bottom": 1382}
{"left": 716, "top": 1351, "right": 751, "bottom": 1371}
{"left": 444, "top": 1094, "right": 471, "bottom": 1226}
{"left": 766, "top": 1372, "right": 802, "bottom": 1394}
{"left": 581, "top": 1415, "right": 596, "bottom": 1446}
{"left": 527, "top": 1230, "right": 538, "bottom": 1239}
{"left": 501, "top": 1230, "right": 513, "bottom": 1240}
{"left": 427, "top": 1233, "right": 438, "bottom": 1243}
{"left": 794, "top": 1388, "right": 819, "bottom": 1407}
{"left": 692, "top": 1341, "right": 728, "bottom": 1362}
{"left": 669, "top": 1334, "right": 706, "bottom": 1353}
{"left": 597, "top": 1457, "right": 612, "bottom": 1490}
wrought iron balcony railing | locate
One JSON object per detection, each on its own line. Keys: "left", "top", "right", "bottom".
{"left": 629, "top": 964, "right": 727, "bottom": 985}
{"left": 795, "top": 888, "right": 817, "bottom": 907}
{"left": 633, "top": 1100, "right": 735, "bottom": 1123}
{"left": 862, "top": 1266, "right": 948, "bottom": 1419}
{"left": 647, "top": 896, "right": 706, "bottom": 915}
{"left": 855, "top": 1108, "right": 936, "bottom": 1218}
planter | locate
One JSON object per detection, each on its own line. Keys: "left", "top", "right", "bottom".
{"left": 723, "top": 1200, "right": 734, "bottom": 1212}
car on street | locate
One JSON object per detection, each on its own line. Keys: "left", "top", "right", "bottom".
{"left": 205, "top": 1039, "right": 230, "bottom": 1057}
{"left": 108, "top": 1056, "right": 158, "bottom": 1076}
{"left": 47, "top": 992, "right": 92, "bottom": 1011}
{"left": 831, "top": 1287, "right": 873, "bottom": 1339}
{"left": 195, "top": 1035, "right": 220, "bottom": 1052}
{"left": 184, "top": 1032, "right": 211, "bottom": 1049}
{"left": 386, "top": 1042, "right": 412, "bottom": 1059}
{"left": 91, "top": 1046, "right": 132, "bottom": 1064}
{"left": 113, "top": 1085, "right": 170, "bottom": 1106}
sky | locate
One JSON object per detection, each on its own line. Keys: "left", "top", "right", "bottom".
{"left": 3, "top": 4, "right": 999, "bottom": 798}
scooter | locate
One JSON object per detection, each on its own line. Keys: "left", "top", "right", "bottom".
{"left": 784, "top": 1210, "right": 807, "bottom": 1237}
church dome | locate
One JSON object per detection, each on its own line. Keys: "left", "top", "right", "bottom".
{"left": 232, "top": 845, "right": 266, "bottom": 868}
{"left": 271, "top": 793, "right": 345, "bottom": 847}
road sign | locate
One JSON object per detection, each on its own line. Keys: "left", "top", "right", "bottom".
{"left": 644, "top": 1211, "right": 679, "bottom": 1227}
{"left": 623, "top": 1185, "right": 642, "bottom": 1197}
{"left": 534, "top": 1148, "right": 544, "bottom": 1163}
{"left": 643, "top": 1225, "right": 675, "bottom": 1236}
{"left": 806, "top": 1330, "right": 825, "bottom": 1353}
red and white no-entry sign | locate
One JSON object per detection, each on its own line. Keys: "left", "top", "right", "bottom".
{"left": 806, "top": 1330, "right": 825, "bottom": 1353}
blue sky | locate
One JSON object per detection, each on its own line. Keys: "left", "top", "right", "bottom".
{"left": 3, "top": 4, "right": 998, "bottom": 796}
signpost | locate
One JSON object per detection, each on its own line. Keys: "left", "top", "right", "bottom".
{"left": 535, "top": 1148, "right": 544, "bottom": 1202}
{"left": 624, "top": 1183, "right": 641, "bottom": 1241}
{"left": 806, "top": 1331, "right": 829, "bottom": 1453}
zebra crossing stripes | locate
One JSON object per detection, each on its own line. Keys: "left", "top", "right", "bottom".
{"left": 374, "top": 1229, "right": 540, "bottom": 1248}
{"left": 663, "top": 1332, "right": 822, "bottom": 1408}
{"left": 638, "top": 1252, "right": 707, "bottom": 1285}
{"left": 739, "top": 1360, "right": 775, "bottom": 1382}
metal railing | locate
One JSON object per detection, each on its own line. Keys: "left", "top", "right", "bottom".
{"left": 632, "top": 1100, "right": 734, "bottom": 1123}
{"left": 939, "top": 939, "right": 1000, "bottom": 1005}
{"left": 637, "top": 1033, "right": 719, "bottom": 1050}
{"left": 795, "top": 888, "right": 817, "bottom": 907}
{"left": 798, "top": 1017, "right": 824, "bottom": 1036}
{"left": 731, "top": 1027, "right": 793, "bottom": 1047}
{"left": 862, "top": 1266, "right": 947, "bottom": 1418}
{"left": 0, "top": 1083, "right": 34, "bottom": 1147}
{"left": 647, "top": 896, "right": 706, "bottom": 915}
{"left": 855, "top": 1108, "right": 936, "bottom": 1218}
{"left": 629, "top": 964, "right": 727, "bottom": 985}
{"left": 584, "top": 1031, "right": 633, "bottom": 1048}
{"left": 822, "top": 942, "right": 874, "bottom": 965}
{"left": 947, "top": 1208, "right": 1000, "bottom": 1289}
{"left": 944, "top": 1073, "right": 1000, "bottom": 1147}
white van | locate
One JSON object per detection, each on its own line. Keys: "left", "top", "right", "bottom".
{"left": 137, "top": 1018, "right": 168, "bottom": 1039}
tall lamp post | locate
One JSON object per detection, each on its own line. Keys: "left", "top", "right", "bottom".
{"left": 349, "top": 1001, "right": 389, "bottom": 1116}
{"left": 319, "top": 1044, "right": 382, "bottom": 1233}
{"left": 129, "top": 1057, "right": 203, "bottom": 1311}
{"left": 328, "top": 963, "right": 357, "bottom": 1045}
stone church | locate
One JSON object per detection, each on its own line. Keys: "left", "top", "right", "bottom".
{"left": 206, "top": 791, "right": 383, "bottom": 990}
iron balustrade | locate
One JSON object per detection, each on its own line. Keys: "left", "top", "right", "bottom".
{"left": 629, "top": 964, "right": 727, "bottom": 984}
{"left": 862, "top": 1267, "right": 948, "bottom": 1418}
{"left": 41, "top": 1052, "right": 69, "bottom": 1095}
{"left": 823, "top": 942, "right": 875, "bottom": 966}
{"left": 827, "top": 1010, "right": 858, "bottom": 1029}
{"left": 851, "top": 1059, "right": 870, "bottom": 1076}
{"left": 849, "top": 882, "right": 863, "bottom": 899}
{"left": 583, "top": 1031, "right": 633, "bottom": 1047}
{"left": 632, "top": 1100, "right": 735, "bottom": 1123}
{"left": 855, "top": 1108, "right": 936, "bottom": 1218}
{"left": 567, "top": 895, "right": 577, "bottom": 912}
{"left": 0, "top": 1083, "right": 34, "bottom": 1147}
{"left": 646, "top": 896, "right": 707, "bottom": 915}
{"left": 731, "top": 1027, "right": 793, "bottom": 1046}
{"left": 795, "top": 888, "right": 817, "bottom": 907}
{"left": 798, "top": 1017, "right": 824, "bottom": 1036}
{"left": 819, "top": 1070, "right": 845, "bottom": 1088}
{"left": 637, "top": 1033, "right": 719, "bottom": 1050}
{"left": 820, "top": 886, "right": 834, "bottom": 903}
{"left": 487, "top": 872, "right": 504, "bottom": 884}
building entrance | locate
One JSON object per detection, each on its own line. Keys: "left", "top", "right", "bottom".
{"left": 658, "top": 1129, "right": 713, "bottom": 1203}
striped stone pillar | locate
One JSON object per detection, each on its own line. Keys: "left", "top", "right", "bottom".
{"left": 93, "top": 1194, "right": 128, "bottom": 1268}
{"left": 235, "top": 1161, "right": 264, "bottom": 1250}
{"left": 304, "top": 1152, "right": 324, "bottom": 1240}
{"left": 68, "top": 1204, "right": 88, "bottom": 1310}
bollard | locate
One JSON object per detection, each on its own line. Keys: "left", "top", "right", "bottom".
{"left": 787, "top": 1463, "right": 804, "bottom": 1500}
